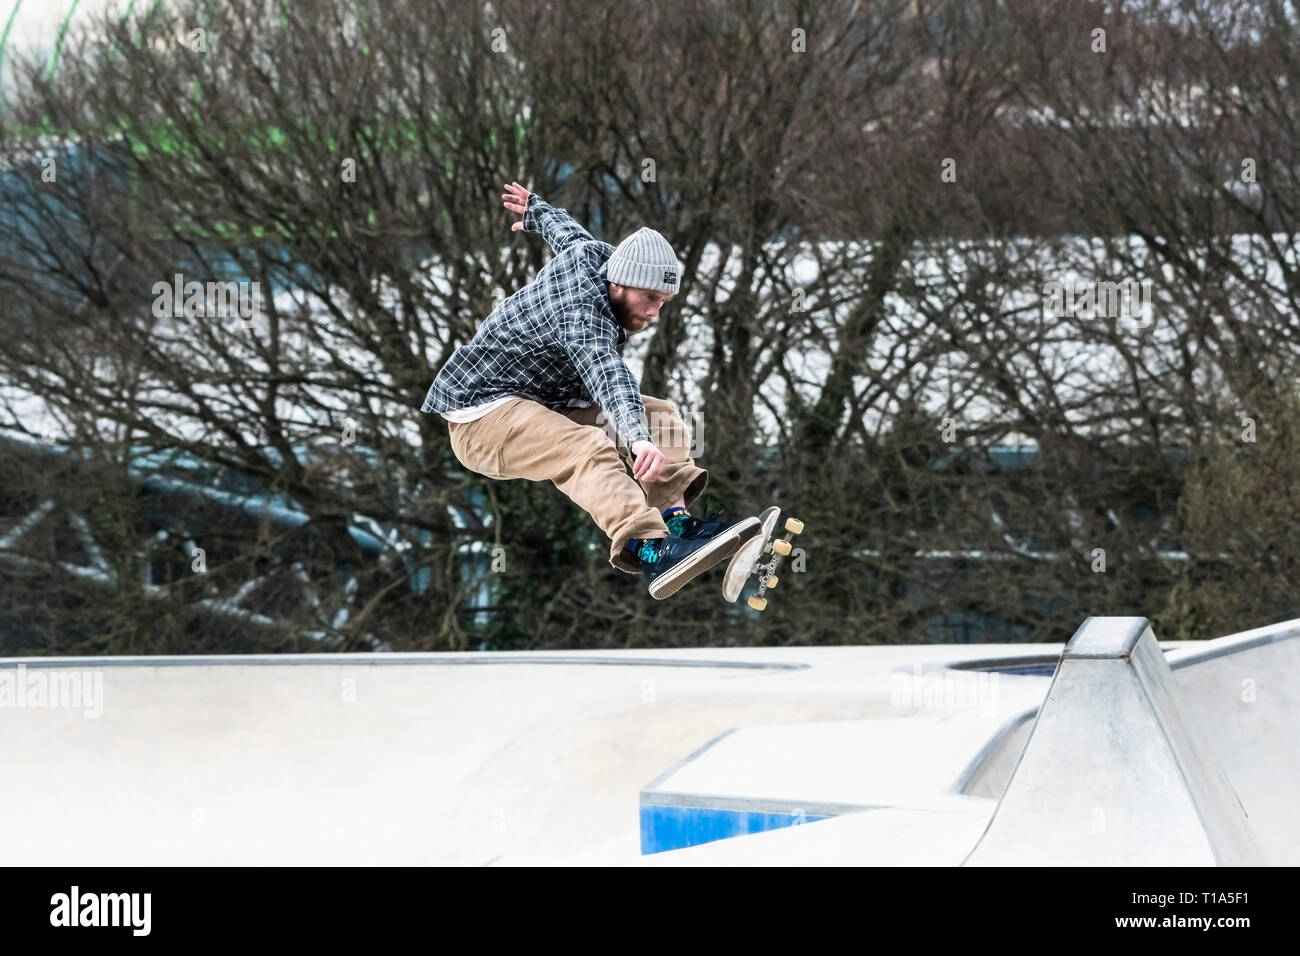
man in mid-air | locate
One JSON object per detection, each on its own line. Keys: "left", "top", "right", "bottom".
{"left": 421, "top": 181, "right": 759, "bottom": 599}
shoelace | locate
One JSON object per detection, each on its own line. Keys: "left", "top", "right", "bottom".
{"left": 691, "top": 505, "right": 729, "bottom": 529}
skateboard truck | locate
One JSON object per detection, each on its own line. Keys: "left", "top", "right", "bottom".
{"left": 746, "top": 517, "right": 804, "bottom": 611}
{"left": 722, "top": 506, "right": 804, "bottom": 610}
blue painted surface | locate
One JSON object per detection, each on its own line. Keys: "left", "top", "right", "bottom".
{"left": 639, "top": 803, "right": 830, "bottom": 854}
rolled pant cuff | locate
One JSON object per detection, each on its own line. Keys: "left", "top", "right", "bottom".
{"left": 645, "top": 467, "right": 709, "bottom": 512}
{"left": 609, "top": 519, "right": 670, "bottom": 571}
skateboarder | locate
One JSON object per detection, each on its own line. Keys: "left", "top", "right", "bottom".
{"left": 421, "top": 182, "right": 760, "bottom": 599}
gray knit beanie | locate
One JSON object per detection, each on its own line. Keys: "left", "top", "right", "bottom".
{"left": 605, "top": 227, "right": 681, "bottom": 294}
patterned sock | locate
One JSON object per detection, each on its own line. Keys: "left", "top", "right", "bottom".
{"left": 662, "top": 506, "right": 690, "bottom": 536}
{"left": 636, "top": 537, "right": 664, "bottom": 564}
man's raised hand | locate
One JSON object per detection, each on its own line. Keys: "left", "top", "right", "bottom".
{"left": 502, "top": 181, "right": 532, "bottom": 233}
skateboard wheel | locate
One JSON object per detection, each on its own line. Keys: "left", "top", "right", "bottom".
{"left": 773, "top": 538, "right": 792, "bottom": 556}
{"left": 766, "top": 575, "right": 778, "bottom": 589}
{"left": 784, "top": 518, "right": 804, "bottom": 534}
{"left": 747, "top": 595, "right": 768, "bottom": 612}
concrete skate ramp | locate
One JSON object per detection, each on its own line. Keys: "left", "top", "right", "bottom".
{"left": 1166, "top": 618, "right": 1300, "bottom": 865}
{"left": 0, "top": 648, "right": 935, "bottom": 865}
{"left": 964, "top": 617, "right": 1265, "bottom": 866}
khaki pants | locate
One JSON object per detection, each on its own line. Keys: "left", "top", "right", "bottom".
{"left": 446, "top": 396, "right": 708, "bottom": 573}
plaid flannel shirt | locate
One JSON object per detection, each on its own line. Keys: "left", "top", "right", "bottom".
{"left": 420, "top": 193, "right": 652, "bottom": 449}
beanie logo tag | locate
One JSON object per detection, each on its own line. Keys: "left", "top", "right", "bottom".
{"left": 663, "top": 270, "right": 678, "bottom": 284}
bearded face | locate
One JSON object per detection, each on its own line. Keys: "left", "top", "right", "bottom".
{"left": 608, "top": 282, "right": 674, "bottom": 335}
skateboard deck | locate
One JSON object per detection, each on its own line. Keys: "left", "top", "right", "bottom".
{"left": 722, "top": 506, "right": 804, "bottom": 609}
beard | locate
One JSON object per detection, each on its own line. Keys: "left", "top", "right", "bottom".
{"left": 609, "top": 292, "right": 650, "bottom": 334}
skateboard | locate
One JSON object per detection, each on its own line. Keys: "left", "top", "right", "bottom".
{"left": 722, "top": 506, "right": 804, "bottom": 610}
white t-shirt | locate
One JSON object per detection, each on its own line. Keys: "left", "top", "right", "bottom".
{"left": 439, "top": 394, "right": 524, "bottom": 423}
{"left": 439, "top": 395, "right": 593, "bottom": 423}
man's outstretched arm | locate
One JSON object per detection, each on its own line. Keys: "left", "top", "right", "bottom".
{"left": 501, "top": 181, "right": 594, "bottom": 255}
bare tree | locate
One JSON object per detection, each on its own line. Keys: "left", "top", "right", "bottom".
{"left": 1, "top": 0, "right": 1298, "bottom": 652}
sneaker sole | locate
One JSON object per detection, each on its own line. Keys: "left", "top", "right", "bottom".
{"left": 648, "top": 518, "right": 763, "bottom": 600}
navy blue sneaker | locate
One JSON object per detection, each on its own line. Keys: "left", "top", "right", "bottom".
{"left": 637, "top": 516, "right": 762, "bottom": 600}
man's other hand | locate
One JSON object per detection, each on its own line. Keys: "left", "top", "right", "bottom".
{"left": 630, "top": 440, "right": 666, "bottom": 483}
